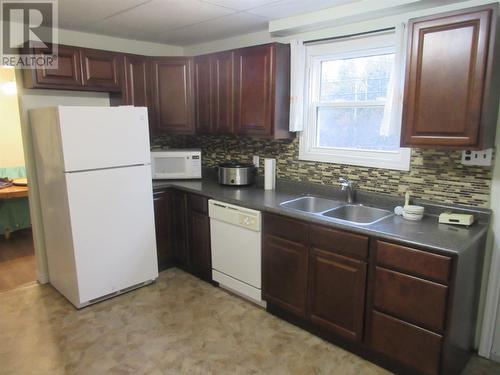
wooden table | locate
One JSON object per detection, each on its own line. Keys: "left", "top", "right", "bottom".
{"left": 0, "top": 180, "right": 29, "bottom": 239}
{"left": 0, "top": 185, "right": 28, "bottom": 199}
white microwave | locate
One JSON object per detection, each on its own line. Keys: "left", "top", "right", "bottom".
{"left": 151, "top": 149, "right": 202, "bottom": 179}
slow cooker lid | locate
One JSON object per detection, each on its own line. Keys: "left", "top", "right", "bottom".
{"left": 219, "top": 161, "right": 254, "bottom": 168}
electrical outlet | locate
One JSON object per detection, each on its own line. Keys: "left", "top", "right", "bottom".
{"left": 461, "top": 149, "right": 493, "bottom": 166}
{"left": 253, "top": 155, "right": 259, "bottom": 167}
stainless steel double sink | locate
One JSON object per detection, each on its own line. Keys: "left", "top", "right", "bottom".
{"left": 279, "top": 196, "right": 393, "bottom": 225}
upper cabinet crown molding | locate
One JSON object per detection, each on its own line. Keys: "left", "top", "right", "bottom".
{"left": 401, "top": 3, "right": 500, "bottom": 149}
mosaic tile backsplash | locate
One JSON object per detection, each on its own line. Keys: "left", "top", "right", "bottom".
{"left": 152, "top": 135, "right": 494, "bottom": 208}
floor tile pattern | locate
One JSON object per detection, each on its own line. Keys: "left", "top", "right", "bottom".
{"left": 0, "top": 268, "right": 498, "bottom": 375}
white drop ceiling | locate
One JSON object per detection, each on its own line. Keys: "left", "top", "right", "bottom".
{"left": 59, "top": 0, "right": 359, "bottom": 46}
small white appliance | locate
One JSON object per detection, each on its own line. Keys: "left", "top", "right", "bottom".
{"left": 439, "top": 212, "right": 475, "bottom": 226}
{"left": 208, "top": 200, "right": 263, "bottom": 305}
{"left": 151, "top": 149, "right": 201, "bottom": 179}
{"left": 30, "top": 106, "right": 158, "bottom": 308}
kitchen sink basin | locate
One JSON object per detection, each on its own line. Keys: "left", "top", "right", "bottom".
{"left": 279, "top": 196, "right": 341, "bottom": 213}
{"left": 322, "top": 204, "right": 393, "bottom": 225}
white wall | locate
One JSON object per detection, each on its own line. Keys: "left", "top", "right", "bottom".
{"left": 0, "top": 67, "right": 24, "bottom": 168}
{"left": 56, "top": 27, "right": 183, "bottom": 56}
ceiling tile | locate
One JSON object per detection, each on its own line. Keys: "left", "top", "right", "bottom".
{"left": 58, "top": 0, "right": 151, "bottom": 28}
{"left": 247, "top": 0, "right": 360, "bottom": 20}
{"left": 199, "top": 0, "right": 282, "bottom": 11}
{"left": 156, "top": 12, "right": 268, "bottom": 45}
{"left": 81, "top": 0, "right": 235, "bottom": 38}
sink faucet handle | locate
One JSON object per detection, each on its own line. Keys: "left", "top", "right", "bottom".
{"left": 339, "top": 177, "right": 355, "bottom": 187}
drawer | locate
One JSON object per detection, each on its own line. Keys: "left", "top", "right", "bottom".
{"left": 188, "top": 193, "right": 208, "bottom": 215}
{"left": 370, "top": 310, "right": 442, "bottom": 375}
{"left": 310, "top": 224, "right": 369, "bottom": 259}
{"left": 376, "top": 241, "right": 452, "bottom": 284}
{"left": 263, "top": 213, "right": 308, "bottom": 244}
{"left": 374, "top": 267, "right": 448, "bottom": 333}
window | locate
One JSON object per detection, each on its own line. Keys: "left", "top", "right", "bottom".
{"left": 299, "top": 30, "right": 411, "bottom": 171}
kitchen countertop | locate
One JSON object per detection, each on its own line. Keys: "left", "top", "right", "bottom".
{"left": 153, "top": 177, "right": 490, "bottom": 256}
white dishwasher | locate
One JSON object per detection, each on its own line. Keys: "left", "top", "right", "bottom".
{"left": 208, "top": 199, "right": 263, "bottom": 305}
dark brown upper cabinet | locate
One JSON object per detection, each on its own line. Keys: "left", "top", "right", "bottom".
{"left": 233, "top": 43, "right": 292, "bottom": 139}
{"left": 122, "top": 54, "right": 150, "bottom": 107}
{"left": 120, "top": 54, "right": 155, "bottom": 129}
{"left": 150, "top": 57, "right": 195, "bottom": 135}
{"left": 193, "top": 55, "right": 212, "bottom": 134}
{"left": 23, "top": 45, "right": 124, "bottom": 92}
{"left": 23, "top": 45, "right": 83, "bottom": 89}
{"left": 81, "top": 48, "right": 122, "bottom": 92}
{"left": 211, "top": 51, "right": 234, "bottom": 134}
{"left": 401, "top": 4, "right": 500, "bottom": 149}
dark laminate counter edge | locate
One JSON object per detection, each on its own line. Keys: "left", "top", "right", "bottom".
{"left": 152, "top": 178, "right": 490, "bottom": 256}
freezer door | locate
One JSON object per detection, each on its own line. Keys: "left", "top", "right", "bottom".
{"left": 65, "top": 165, "right": 158, "bottom": 303}
{"left": 58, "top": 106, "right": 151, "bottom": 172}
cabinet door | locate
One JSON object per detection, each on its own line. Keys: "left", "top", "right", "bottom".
{"left": 401, "top": 7, "right": 494, "bottom": 148}
{"left": 194, "top": 55, "right": 212, "bottom": 134}
{"left": 233, "top": 44, "right": 273, "bottom": 136}
{"left": 189, "top": 211, "right": 212, "bottom": 281}
{"left": 308, "top": 248, "right": 367, "bottom": 341}
{"left": 123, "top": 55, "right": 149, "bottom": 107}
{"left": 150, "top": 58, "right": 195, "bottom": 134}
{"left": 81, "top": 49, "right": 122, "bottom": 91}
{"left": 32, "top": 45, "right": 83, "bottom": 88}
{"left": 153, "top": 190, "right": 174, "bottom": 271}
{"left": 262, "top": 234, "right": 308, "bottom": 317}
{"left": 171, "top": 190, "right": 189, "bottom": 268}
{"left": 211, "top": 51, "right": 234, "bottom": 134}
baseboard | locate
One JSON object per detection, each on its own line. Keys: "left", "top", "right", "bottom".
{"left": 491, "top": 352, "right": 500, "bottom": 363}
{"left": 37, "top": 272, "right": 49, "bottom": 284}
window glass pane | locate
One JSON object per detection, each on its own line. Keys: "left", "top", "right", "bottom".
{"left": 320, "top": 54, "right": 394, "bottom": 102}
{"left": 317, "top": 106, "right": 400, "bottom": 151}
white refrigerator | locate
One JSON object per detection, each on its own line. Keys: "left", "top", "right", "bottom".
{"left": 30, "top": 106, "right": 158, "bottom": 308}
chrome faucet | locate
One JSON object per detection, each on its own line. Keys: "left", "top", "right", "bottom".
{"left": 339, "top": 177, "right": 356, "bottom": 204}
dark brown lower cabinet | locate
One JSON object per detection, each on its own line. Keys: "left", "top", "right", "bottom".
{"left": 308, "top": 248, "right": 367, "bottom": 341}
{"left": 262, "top": 215, "right": 484, "bottom": 375}
{"left": 171, "top": 189, "right": 189, "bottom": 268}
{"left": 188, "top": 194, "right": 212, "bottom": 282}
{"left": 370, "top": 310, "right": 442, "bottom": 375}
{"left": 153, "top": 190, "right": 174, "bottom": 271}
{"left": 153, "top": 189, "right": 212, "bottom": 282}
{"left": 262, "top": 234, "right": 309, "bottom": 317}
{"left": 262, "top": 213, "right": 369, "bottom": 336}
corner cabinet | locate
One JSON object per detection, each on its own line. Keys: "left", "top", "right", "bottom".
{"left": 193, "top": 55, "right": 213, "bottom": 134}
{"left": 192, "top": 43, "right": 292, "bottom": 139}
{"left": 401, "top": 4, "right": 500, "bottom": 149}
{"left": 153, "top": 190, "right": 174, "bottom": 271}
{"left": 233, "top": 43, "right": 291, "bottom": 138}
{"left": 211, "top": 51, "right": 234, "bottom": 134}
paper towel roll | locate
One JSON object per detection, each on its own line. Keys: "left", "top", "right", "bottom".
{"left": 264, "top": 158, "right": 276, "bottom": 190}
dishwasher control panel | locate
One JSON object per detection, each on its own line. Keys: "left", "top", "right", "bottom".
{"left": 208, "top": 200, "right": 261, "bottom": 232}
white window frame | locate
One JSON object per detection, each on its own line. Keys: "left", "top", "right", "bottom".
{"left": 299, "top": 32, "right": 411, "bottom": 171}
